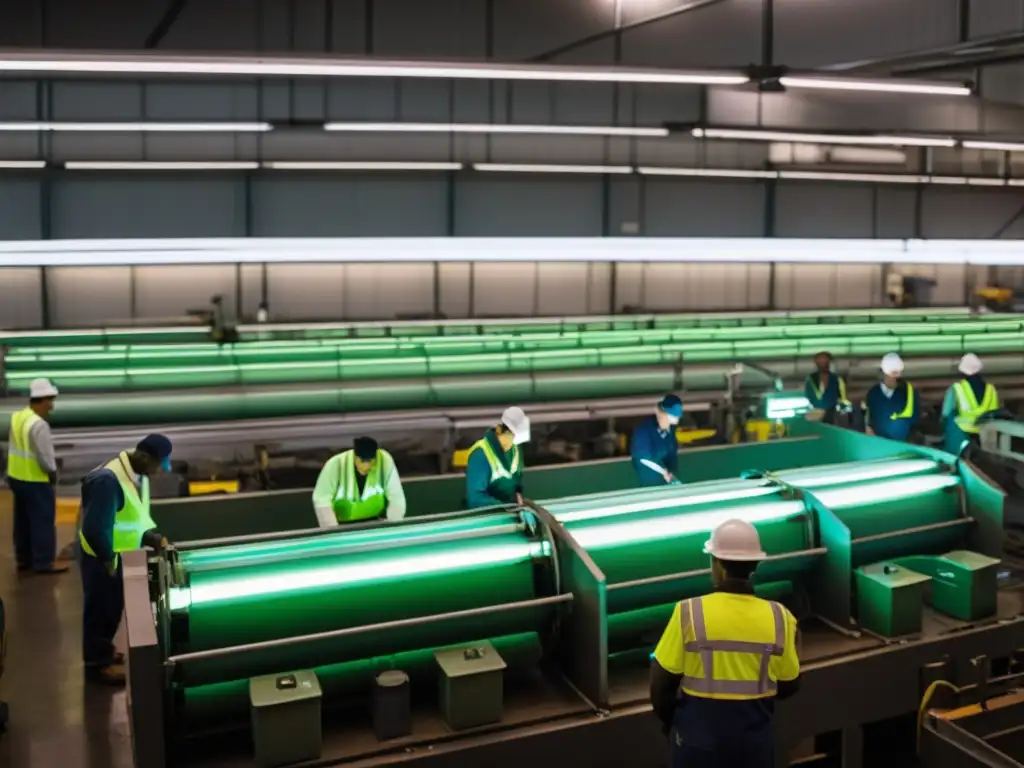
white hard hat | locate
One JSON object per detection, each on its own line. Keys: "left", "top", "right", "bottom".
{"left": 29, "top": 378, "right": 59, "bottom": 399}
{"left": 704, "top": 518, "right": 766, "bottom": 561}
{"left": 501, "top": 406, "right": 531, "bottom": 445}
{"left": 958, "top": 353, "right": 983, "bottom": 376}
{"left": 880, "top": 353, "right": 905, "bottom": 375}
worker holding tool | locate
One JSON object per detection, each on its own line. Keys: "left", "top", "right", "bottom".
{"left": 5, "top": 378, "right": 67, "bottom": 575}
{"left": 312, "top": 436, "right": 407, "bottom": 526}
{"left": 631, "top": 394, "right": 683, "bottom": 487}
{"left": 78, "top": 434, "right": 173, "bottom": 686}
{"left": 650, "top": 518, "right": 801, "bottom": 767}
{"left": 863, "top": 353, "right": 920, "bottom": 442}
{"left": 465, "top": 406, "right": 530, "bottom": 508}
{"left": 804, "top": 351, "right": 849, "bottom": 422}
{"left": 941, "top": 353, "right": 1000, "bottom": 454}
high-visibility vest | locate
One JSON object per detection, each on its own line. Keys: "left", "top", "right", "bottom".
{"left": 469, "top": 438, "right": 520, "bottom": 483}
{"left": 890, "top": 382, "right": 916, "bottom": 421}
{"left": 677, "top": 594, "right": 787, "bottom": 700}
{"left": 332, "top": 449, "right": 387, "bottom": 523}
{"left": 6, "top": 408, "right": 49, "bottom": 483}
{"left": 79, "top": 452, "right": 157, "bottom": 559}
{"left": 952, "top": 380, "right": 998, "bottom": 434}
{"left": 807, "top": 374, "right": 849, "bottom": 407}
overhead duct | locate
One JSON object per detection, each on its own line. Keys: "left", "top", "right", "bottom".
{"left": 768, "top": 143, "right": 908, "bottom": 166}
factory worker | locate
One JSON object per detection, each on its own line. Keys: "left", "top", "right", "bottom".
{"left": 465, "top": 407, "right": 530, "bottom": 509}
{"left": 804, "top": 351, "right": 849, "bottom": 422}
{"left": 312, "top": 436, "right": 406, "bottom": 526}
{"left": 6, "top": 378, "right": 67, "bottom": 575}
{"left": 631, "top": 394, "right": 683, "bottom": 487}
{"left": 941, "top": 353, "right": 999, "bottom": 454}
{"left": 650, "top": 518, "right": 801, "bottom": 768}
{"left": 79, "top": 434, "right": 173, "bottom": 686}
{"left": 863, "top": 353, "right": 920, "bottom": 442}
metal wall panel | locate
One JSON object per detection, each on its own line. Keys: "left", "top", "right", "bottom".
{"left": 0, "top": 178, "right": 42, "bottom": 240}
{"left": 620, "top": 0, "right": 762, "bottom": 68}
{"left": 374, "top": 0, "right": 487, "bottom": 58}
{"left": 250, "top": 177, "right": 449, "bottom": 237}
{"left": 454, "top": 179, "right": 604, "bottom": 236}
{"left": 874, "top": 187, "right": 918, "bottom": 239}
{"left": 775, "top": 183, "right": 875, "bottom": 238}
{"left": 133, "top": 265, "right": 238, "bottom": 319}
{"left": 341, "top": 263, "right": 436, "bottom": 320}
{"left": 266, "top": 264, "right": 345, "bottom": 321}
{"left": 920, "top": 188, "right": 1024, "bottom": 238}
{"left": 46, "top": 267, "right": 132, "bottom": 327}
{"left": 50, "top": 177, "right": 245, "bottom": 238}
{"left": 637, "top": 263, "right": 771, "bottom": 311}
{"left": 968, "top": 0, "right": 1024, "bottom": 38}
{"left": 643, "top": 179, "right": 766, "bottom": 236}
{"left": 471, "top": 264, "right": 537, "bottom": 317}
{"left": 0, "top": 268, "right": 42, "bottom": 329}
{"left": 438, "top": 263, "right": 472, "bottom": 318}
{"left": 238, "top": 264, "right": 264, "bottom": 321}
{"left": 536, "top": 263, "right": 594, "bottom": 316}
{"left": 774, "top": 264, "right": 878, "bottom": 310}
{"left": 774, "top": 0, "right": 959, "bottom": 68}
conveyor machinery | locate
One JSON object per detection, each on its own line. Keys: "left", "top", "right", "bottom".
{"left": 125, "top": 434, "right": 1014, "bottom": 768}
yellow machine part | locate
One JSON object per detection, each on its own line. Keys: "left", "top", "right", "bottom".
{"left": 676, "top": 427, "right": 717, "bottom": 444}
{"left": 55, "top": 497, "right": 80, "bottom": 526}
{"left": 451, "top": 448, "right": 472, "bottom": 470}
{"left": 976, "top": 287, "right": 1013, "bottom": 302}
{"left": 737, "top": 420, "right": 788, "bottom": 443}
{"left": 189, "top": 480, "right": 239, "bottom": 496}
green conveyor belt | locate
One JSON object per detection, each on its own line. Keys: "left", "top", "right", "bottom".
{"left": 162, "top": 457, "right": 967, "bottom": 734}
{"left": 0, "top": 306, "right": 984, "bottom": 349}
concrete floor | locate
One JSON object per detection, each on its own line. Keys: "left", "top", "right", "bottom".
{"left": 0, "top": 489, "right": 134, "bottom": 768}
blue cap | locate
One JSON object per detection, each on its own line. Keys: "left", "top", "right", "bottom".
{"left": 136, "top": 434, "right": 173, "bottom": 472}
{"left": 658, "top": 394, "right": 683, "bottom": 422}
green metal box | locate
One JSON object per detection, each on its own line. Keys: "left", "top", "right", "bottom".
{"left": 434, "top": 641, "right": 507, "bottom": 731}
{"left": 855, "top": 562, "right": 932, "bottom": 638}
{"left": 249, "top": 670, "right": 322, "bottom": 767}
{"left": 893, "top": 550, "right": 1001, "bottom": 621}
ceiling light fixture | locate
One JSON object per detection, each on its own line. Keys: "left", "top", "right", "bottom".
{"left": 0, "top": 160, "right": 46, "bottom": 169}
{"left": 324, "top": 122, "right": 668, "bottom": 137}
{"left": 779, "top": 76, "right": 971, "bottom": 96}
{"left": 63, "top": 161, "right": 260, "bottom": 170}
{"left": 474, "top": 163, "right": 634, "bottom": 174}
{"left": 263, "top": 161, "right": 462, "bottom": 171}
{"left": 962, "top": 140, "right": 1024, "bottom": 152}
{"left": 693, "top": 127, "right": 956, "bottom": 147}
{"left": 0, "top": 122, "right": 272, "bottom": 132}
{"left": 0, "top": 51, "right": 749, "bottom": 85}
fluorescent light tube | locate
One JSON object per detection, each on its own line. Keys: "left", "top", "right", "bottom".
{"left": 963, "top": 140, "right": 1024, "bottom": 152}
{"left": 778, "top": 170, "right": 928, "bottom": 184}
{"left": 0, "top": 160, "right": 46, "bottom": 169}
{"left": 638, "top": 167, "right": 778, "bottom": 179}
{"left": 0, "top": 122, "right": 272, "bottom": 132}
{"left": 263, "top": 161, "right": 462, "bottom": 171}
{"left": 64, "top": 161, "right": 259, "bottom": 170}
{"left": 780, "top": 76, "right": 971, "bottom": 96}
{"left": 694, "top": 127, "right": 955, "bottom": 148}
{"left": 474, "top": 163, "right": 634, "bottom": 174}
{"left": 0, "top": 52, "right": 748, "bottom": 85}
{"left": 323, "top": 122, "right": 668, "bottom": 137}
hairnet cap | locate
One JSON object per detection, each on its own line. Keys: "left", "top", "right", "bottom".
{"left": 959, "top": 353, "right": 983, "bottom": 376}
{"left": 658, "top": 394, "right": 683, "bottom": 425}
{"left": 353, "top": 436, "right": 379, "bottom": 460}
{"left": 29, "top": 378, "right": 59, "bottom": 399}
{"left": 703, "top": 518, "right": 765, "bottom": 561}
{"left": 501, "top": 406, "right": 531, "bottom": 445}
{"left": 880, "top": 352, "right": 905, "bottom": 375}
{"left": 136, "top": 434, "right": 173, "bottom": 471}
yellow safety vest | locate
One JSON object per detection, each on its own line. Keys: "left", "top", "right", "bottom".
{"left": 677, "top": 594, "right": 787, "bottom": 700}
{"left": 469, "top": 438, "right": 521, "bottom": 482}
{"left": 79, "top": 452, "right": 158, "bottom": 560}
{"left": 952, "top": 380, "right": 998, "bottom": 434}
{"left": 6, "top": 408, "right": 49, "bottom": 483}
{"left": 807, "top": 374, "right": 849, "bottom": 406}
{"left": 332, "top": 449, "right": 387, "bottom": 523}
{"left": 890, "top": 382, "right": 916, "bottom": 420}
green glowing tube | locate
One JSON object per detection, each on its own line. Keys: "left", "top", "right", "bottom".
{"left": 773, "top": 458, "right": 943, "bottom": 488}
{"left": 171, "top": 535, "right": 552, "bottom": 687}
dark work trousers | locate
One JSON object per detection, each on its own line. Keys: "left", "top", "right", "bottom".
{"left": 670, "top": 696, "right": 776, "bottom": 768}
{"left": 9, "top": 478, "right": 56, "bottom": 572}
{"left": 79, "top": 552, "right": 123, "bottom": 668}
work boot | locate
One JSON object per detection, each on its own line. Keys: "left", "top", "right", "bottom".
{"left": 85, "top": 664, "right": 126, "bottom": 687}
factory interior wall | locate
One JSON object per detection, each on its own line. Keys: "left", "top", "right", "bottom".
{"left": 155, "top": 434, "right": 839, "bottom": 542}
